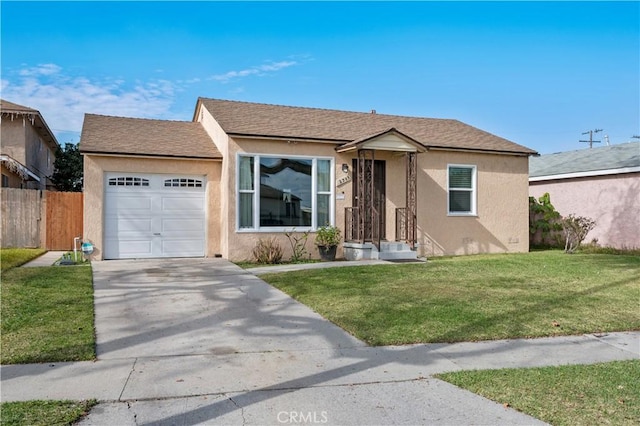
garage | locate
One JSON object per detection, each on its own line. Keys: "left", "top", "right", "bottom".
{"left": 104, "top": 173, "right": 206, "bottom": 259}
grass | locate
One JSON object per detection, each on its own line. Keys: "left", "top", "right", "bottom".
{"left": 0, "top": 400, "right": 97, "bottom": 426}
{"left": 436, "top": 360, "right": 640, "bottom": 426}
{"left": 1, "top": 265, "right": 96, "bottom": 364}
{"left": 0, "top": 248, "right": 46, "bottom": 272}
{"left": 579, "top": 243, "right": 640, "bottom": 256}
{"left": 262, "top": 251, "right": 640, "bottom": 345}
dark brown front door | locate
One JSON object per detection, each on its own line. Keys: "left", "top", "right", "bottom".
{"left": 352, "top": 159, "right": 386, "bottom": 240}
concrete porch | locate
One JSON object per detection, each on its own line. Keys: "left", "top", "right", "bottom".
{"left": 343, "top": 241, "right": 420, "bottom": 261}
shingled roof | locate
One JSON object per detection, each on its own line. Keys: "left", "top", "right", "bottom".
{"left": 197, "top": 98, "right": 537, "bottom": 155}
{"left": 530, "top": 142, "right": 640, "bottom": 179}
{"left": 79, "top": 114, "right": 221, "bottom": 159}
{"left": 0, "top": 99, "right": 39, "bottom": 113}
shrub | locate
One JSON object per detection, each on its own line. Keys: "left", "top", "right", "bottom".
{"left": 315, "top": 225, "right": 341, "bottom": 247}
{"left": 285, "top": 230, "right": 310, "bottom": 263}
{"left": 251, "top": 238, "right": 283, "bottom": 264}
{"left": 562, "top": 214, "right": 596, "bottom": 253}
{"left": 529, "top": 193, "right": 563, "bottom": 248}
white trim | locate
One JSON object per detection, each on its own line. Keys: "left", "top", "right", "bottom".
{"left": 447, "top": 164, "right": 477, "bottom": 216}
{"left": 235, "top": 153, "right": 335, "bottom": 232}
{"left": 529, "top": 166, "right": 640, "bottom": 182}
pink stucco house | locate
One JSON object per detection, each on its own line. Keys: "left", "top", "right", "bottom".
{"left": 80, "top": 98, "right": 537, "bottom": 261}
{"left": 529, "top": 142, "right": 640, "bottom": 249}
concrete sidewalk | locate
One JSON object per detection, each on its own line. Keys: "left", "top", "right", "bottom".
{"left": 2, "top": 332, "right": 638, "bottom": 425}
{"left": 248, "top": 259, "right": 392, "bottom": 275}
{"left": 20, "top": 251, "right": 66, "bottom": 267}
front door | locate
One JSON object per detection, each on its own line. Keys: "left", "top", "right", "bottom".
{"left": 352, "top": 159, "right": 386, "bottom": 240}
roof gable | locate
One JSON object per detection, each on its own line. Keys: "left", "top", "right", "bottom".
{"left": 336, "top": 128, "right": 427, "bottom": 153}
{"left": 197, "top": 98, "right": 537, "bottom": 155}
{"left": 0, "top": 99, "right": 59, "bottom": 149}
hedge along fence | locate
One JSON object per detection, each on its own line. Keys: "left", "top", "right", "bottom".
{"left": 1, "top": 188, "right": 83, "bottom": 250}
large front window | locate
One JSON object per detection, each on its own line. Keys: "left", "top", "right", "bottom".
{"left": 237, "top": 154, "right": 334, "bottom": 230}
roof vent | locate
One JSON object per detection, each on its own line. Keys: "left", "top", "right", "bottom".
{"left": 370, "top": 109, "right": 376, "bottom": 114}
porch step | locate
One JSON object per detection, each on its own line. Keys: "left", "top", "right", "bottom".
{"left": 343, "top": 241, "right": 418, "bottom": 261}
{"left": 378, "top": 242, "right": 418, "bottom": 261}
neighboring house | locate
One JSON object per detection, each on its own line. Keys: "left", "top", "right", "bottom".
{"left": 80, "top": 98, "right": 537, "bottom": 261}
{"left": 530, "top": 142, "right": 640, "bottom": 249}
{"left": 0, "top": 99, "right": 59, "bottom": 190}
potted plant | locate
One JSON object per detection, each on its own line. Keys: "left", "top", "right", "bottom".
{"left": 315, "top": 225, "right": 341, "bottom": 261}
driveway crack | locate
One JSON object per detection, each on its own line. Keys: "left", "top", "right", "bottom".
{"left": 228, "top": 395, "right": 246, "bottom": 426}
{"left": 122, "top": 401, "right": 139, "bottom": 426}
{"left": 119, "top": 358, "right": 138, "bottom": 401}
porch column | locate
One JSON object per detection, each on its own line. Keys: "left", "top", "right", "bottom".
{"left": 406, "top": 151, "right": 417, "bottom": 249}
{"left": 357, "top": 149, "right": 376, "bottom": 245}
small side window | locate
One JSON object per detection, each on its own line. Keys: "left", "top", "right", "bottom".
{"left": 448, "top": 165, "right": 477, "bottom": 215}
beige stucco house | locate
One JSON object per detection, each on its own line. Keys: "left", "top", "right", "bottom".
{"left": 1, "top": 99, "right": 59, "bottom": 190}
{"left": 80, "top": 98, "right": 537, "bottom": 261}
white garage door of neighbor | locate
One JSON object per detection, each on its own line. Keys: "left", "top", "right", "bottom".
{"left": 104, "top": 173, "right": 206, "bottom": 259}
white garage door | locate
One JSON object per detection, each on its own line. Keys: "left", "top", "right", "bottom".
{"left": 104, "top": 173, "right": 206, "bottom": 259}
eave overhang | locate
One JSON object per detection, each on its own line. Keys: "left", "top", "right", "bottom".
{"left": 1, "top": 110, "right": 60, "bottom": 150}
{"left": 79, "top": 151, "right": 222, "bottom": 161}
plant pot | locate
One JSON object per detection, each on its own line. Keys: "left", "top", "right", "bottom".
{"left": 318, "top": 245, "right": 337, "bottom": 262}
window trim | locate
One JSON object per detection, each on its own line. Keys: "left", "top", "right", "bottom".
{"left": 236, "top": 153, "right": 335, "bottom": 232}
{"left": 447, "top": 164, "right": 477, "bottom": 216}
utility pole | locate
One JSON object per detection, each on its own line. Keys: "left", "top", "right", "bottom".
{"left": 579, "top": 129, "right": 602, "bottom": 148}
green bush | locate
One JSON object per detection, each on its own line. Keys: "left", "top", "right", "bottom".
{"left": 529, "top": 193, "right": 563, "bottom": 249}
{"left": 315, "top": 225, "right": 341, "bottom": 247}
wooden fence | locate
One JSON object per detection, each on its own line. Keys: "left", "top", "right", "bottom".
{"left": 1, "top": 188, "right": 42, "bottom": 248}
{"left": 46, "top": 191, "right": 83, "bottom": 250}
{"left": 1, "top": 189, "right": 83, "bottom": 250}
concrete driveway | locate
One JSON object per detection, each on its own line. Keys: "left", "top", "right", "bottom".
{"left": 5, "top": 257, "right": 637, "bottom": 424}
{"left": 93, "top": 258, "right": 365, "bottom": 359}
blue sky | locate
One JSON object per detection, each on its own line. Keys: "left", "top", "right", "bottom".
{"left": 1, "top": 1, "right": 638, "bottom": 154}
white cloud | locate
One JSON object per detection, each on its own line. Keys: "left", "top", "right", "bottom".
{"left": 1, "top": 64, "right": 178, "bottom": 142}
{"left": 18, "top": 63, "right": 62, "bottom": 77}
{"left": 210, "top": 60, "right": 297, "bottom": 83}
{"left": 1, "top": 58, "right": 307, "bottom": 142}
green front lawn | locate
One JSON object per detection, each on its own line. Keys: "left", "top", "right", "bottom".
{"left": 436, "top": 360, "right": 640, "bottom": 426}
{"left": 262, "top": 251, "right": 640, "bottom": 345}
{"left": 1, "top": 266, "right": 96, "bottom": 364}
{"left": 0, "top": 400, "right": 97, "bottom": 426}
{"left": 0, "top": 248, "right": 46, "bottom": 272}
